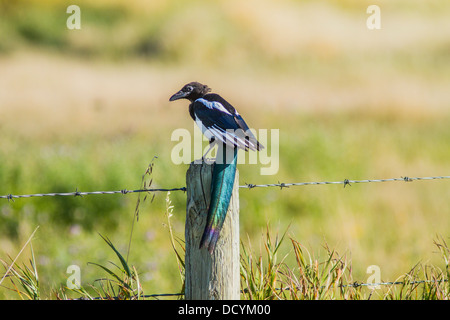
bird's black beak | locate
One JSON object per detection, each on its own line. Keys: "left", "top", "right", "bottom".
{"left": 169, "top": 90, "right": 188, "bottom": 101}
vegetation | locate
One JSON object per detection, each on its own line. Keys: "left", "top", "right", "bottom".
{"left": 0, "top": 0, "right": 449, "bottom": 299}
{"left": 1, "top": 224, "right": 448, "bottom": 299}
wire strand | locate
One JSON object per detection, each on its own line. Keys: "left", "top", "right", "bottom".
{"left": 87, "top": 278, "right": 449, "bottom": 299}
{"left": 1, "top": 175, "right": 449, "bottom": 201}
{"left": 240, "top": 175, "right": 450, "bottom": 189}
{"left": 0, "top": 187, "right": 187, "bottom": 201}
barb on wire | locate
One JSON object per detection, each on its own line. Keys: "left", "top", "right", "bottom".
{"left": 0, "top": 175, "right": 449, "bottom": 201}
{"left": 339, "top": 278, "right": 448, "bottom": 289}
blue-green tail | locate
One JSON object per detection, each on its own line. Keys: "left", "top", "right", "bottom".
{"left": 199, "top": 145, "right": 238, "bottom": 254}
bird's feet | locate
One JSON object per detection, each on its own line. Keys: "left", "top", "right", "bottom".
{"left": 201, "top": 157, "right": 215, "bottom": 164}
{"left": 194, "top": 157, "right": 215, "bottom": 165}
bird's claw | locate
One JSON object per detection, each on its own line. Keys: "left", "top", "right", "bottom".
{"left": 202, "top": 157, "right": 215, "bottom": 164}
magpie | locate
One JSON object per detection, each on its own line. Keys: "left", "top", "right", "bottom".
{"left": 169, "top": 81, "right": 263, "bottom": 157}
{"left": 170, "top": 82, "right": 263, "bottom": 253}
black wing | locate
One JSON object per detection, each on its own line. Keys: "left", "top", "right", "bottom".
{"left": 193, "top": 95, "right": 263, "bottom": 151}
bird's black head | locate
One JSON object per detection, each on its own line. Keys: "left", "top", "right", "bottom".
{"left": 169, "top": 82, "right": 211, "bottom": 102}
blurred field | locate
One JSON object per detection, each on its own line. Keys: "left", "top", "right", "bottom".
{"left": 0, "top": 0, "right": 449, "bottom": 299}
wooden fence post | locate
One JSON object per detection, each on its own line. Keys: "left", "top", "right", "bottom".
{"left": 185, "top": 162, "right": 240, "bottom": 300}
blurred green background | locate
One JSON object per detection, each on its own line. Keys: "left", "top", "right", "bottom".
{"left": 0, "top": 0, "right": 449, "bottom": 299}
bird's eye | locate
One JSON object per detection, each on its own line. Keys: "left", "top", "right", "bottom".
{"left": 185, "top": 86, "right": 193, "bottom": 92}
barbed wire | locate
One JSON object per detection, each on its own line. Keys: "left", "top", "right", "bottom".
{"left": 337, "top": 278, "right": 448, "bottom": 289}
{"left": 2, "top": 174, "right": 448, "bottom": 298}
{"left": 240, "top": 175, "right": 450, "bottom": 189}
{"left": 1, "top": 175, "right": 449, "bottom": 201}
{"left": 0, "top": 187, "right": 187, "bottom": 202}
{"left": 87, "top": 278, "right": 449, "bottom": 299}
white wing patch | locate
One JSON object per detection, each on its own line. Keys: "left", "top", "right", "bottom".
{"left": 194, "top": 115, "right": 258, "bottom": 151}
{"left": 196, "top": 98, "right": 233, "bottom": 116}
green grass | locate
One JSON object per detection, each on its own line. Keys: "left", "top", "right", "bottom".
{"left": 0, "top": 98, "right": 449, "bottom": 299}
{"left": 0, "top": 82, "right": 449, "bottom": 299}
{"left": 1, "top": 224, "right": 448, "bottom": 300}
